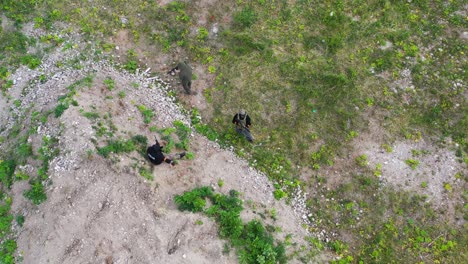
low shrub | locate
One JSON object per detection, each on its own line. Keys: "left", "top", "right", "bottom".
{"left": 175, "top": 187, "right": 286, "bottom": 264}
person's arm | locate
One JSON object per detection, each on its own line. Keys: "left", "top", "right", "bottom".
{"left": 153, "top": 140, "right": 163, "bottom": 151}
{"left": 167, "top": 65, "right": 179, "bottom": 75}
{"left": 164, "top": 157, "right": 175, "bottom": 166}
{"left": 246, "top": 115, "right": 252, "bottom": 128}
{"left": 232, "top": 114, "right": 238, "bottom": 125}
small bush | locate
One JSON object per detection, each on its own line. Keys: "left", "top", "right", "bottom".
{"left": 24, "top": 179, "right": 47, "bottom": 205}
{"left": 0, "top": 160, "right": 16, "bottom": 189}
{"left": 103, "top": 77, "right": 115, "bottom": 90}
{"left": 124, "top": 60, "right": 138, "bottom": 73}
{"left": 174, "top": 186, "right": 213, "bottom": 212}
{"left": 131, "top": 135, "right": 148, "bottom": 145}
{"left": 138, "top": 105, "right": 154, "bottom": 124}
{"left": 173, "top": 120, "right": 191, "bottom": 141}
{"left": 0, "top": 197, "right": 13, "bottom": 239}
{"left": 97, "top": 139, "right": 137, "bottom": 158}
{"left": 0, "top": 239, "right": 16, "bottom": 264}
{"left": 175, "top": 187, "right": 286, "bottom": 264}
{"left": 273, "top": 189, "right": 286, "bottom": 200}
{"left": 185, "top": 152, "right": 195, "bottom": 160}
{"left": 15, "top": 215, "right": 24, "bottom": 226}
{"left": 233, "top": 7, "right": 257, "bottom": 29}
{"left": 54, "top": 102, "right": 69, "bottom": 117}
{"left": 139, "top": 167, "right": 153, "bottom": 181}
{"left": 17, "top": 142, "right": 33, "bottom": 160}
{"left": 20, "top": 54, "right": 41, "bottom": 69}
{"left": 356, "top": 154, "right": 369, "bottom": 167}
{"left": 405, "top": 159, "right": 420, "bottom": 170}
{"left": 197, "top": 27, "right": 209, "bottom": 41}
{"left": 82, "top": 111, "right": 99, "bottom": 120}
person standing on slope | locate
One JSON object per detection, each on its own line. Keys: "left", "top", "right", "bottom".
{"left": 232, "top": 109, "right": 253, "bottom": 143}
{"left": 168, "top": 61, "right": 193, "bottom": 95}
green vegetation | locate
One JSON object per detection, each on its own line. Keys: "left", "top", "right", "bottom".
{"left": 0, "top": 0, "right": 466, "bottom": 262}
{"left": 137, "top": 105, "right": 154, "bottom": 124}
{"left": 0, "top": 195, "right": 13, "bottom": 239}
{"left": 405, "top": 159, "right": 420, "bottom": 170}
{"left": 23, "top": 179, "right": 47, "bottom": 205}
{"left": 0, "top": 194, "right": 15, "bottom": 263}
{"left": 355, "top": 154, "right": 369, "bottom": 167}
{"left": 96, "top": 135, "right": 147, "bottom": 158}
{"left": 0, "top": 160, "right": 17, "bottom": 189}
{"left": 217, "top": 179, "right": 224, "bottom": 188}
{"left": 175, "top": 187, "right": 286, "bottom": 263}
{"left": 82, "top": 111, "right": 100, "bottom": 120}
{"left": 55, "top": 76, "right": 93, "bottom": 117}
{"left": 155, "top": 120, "right": 192, "bottom": 153}
{"left": 139, "top": 167, "right": 153, "bottom": 181}
{"left": 103, "top": 77, "right": 115, "bottom": 90}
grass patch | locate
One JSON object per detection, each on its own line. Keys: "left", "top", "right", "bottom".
{"left": 0, "top": 160, "right": 17, "bottom": 189}
{"left": 405, "top": 159, "right": 420, "bottom": 170}
{"left": 55, "top": 76, "right": 94, "bottom": 117}
{"left": 103, "top": 77, "right": 115, "bottom": 90}
{"left": 175, "top": 187, "right": 286, "bottom": 263}
{"left": 96, "top": 135, "right": 148, "bottom": 158}
{"left": 0, "top": 195, "right": 13, "bottom": 239}
{"left": 137, "top": 105, "right": 154, "bottom": 124}
{"left": 1, "top": 0, "right": 466, "bottom": 262}
{"left": 23, "top": 179, "right": 47, "bottom": 205}
{"left": 139, "top": 167, "right": 153, "bottom": 181}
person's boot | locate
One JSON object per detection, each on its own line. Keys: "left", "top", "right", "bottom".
{"left": 178, "top": 152, "right": 186, "bottom": 159}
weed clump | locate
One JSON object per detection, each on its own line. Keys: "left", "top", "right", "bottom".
{"left": 233, "top": 7, "right": 257, "bottom": 29}
{"left": 0, "top": 160, "right": 16, "bottom": 189}
{"left": 137, "top": 105, "right": 154, "bottom": 124}
{"left": 23, "top": 179, "right": 47, "bottom": 205}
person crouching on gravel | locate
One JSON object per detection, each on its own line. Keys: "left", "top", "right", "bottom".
{"left": 147, "top": 138, "right": 185, "bottom": 166}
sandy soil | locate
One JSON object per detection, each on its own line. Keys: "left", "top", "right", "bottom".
{"left": 1, "top": 2, "right": 466, "bottom": 263}
{"left": 2, "top": 47, "right": 315, "bottom": 263}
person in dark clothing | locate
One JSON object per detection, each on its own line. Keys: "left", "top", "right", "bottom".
{"left": 167, "top": 61, "right": 192, "bottom": 95}
{"left": 232, "top": 109, "right": 253, "bottom": 142}
{"left": 147, "top": 139, "right": 185, "bottom": 166}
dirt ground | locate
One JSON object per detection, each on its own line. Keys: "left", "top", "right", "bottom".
{"left": 2, "top": 42, "right": 318, "bottom": 263}
{"left": 1, "top": 2, "right": 466, "bottom": 263}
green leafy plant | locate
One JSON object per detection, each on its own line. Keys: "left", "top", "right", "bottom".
{"left": 273, "top": 188, "right": 286, "bottom": 201}
{"left": 24, "top": 179, "right": 47, "bottom": 205}
{"left": 82, "top": 111, "right": 99, "bottom": 120}
{"left": 356, "top": 154, "right": 369, "bottom": 167}
{"left": 233, "top": 6, "right": 257, "bottom": 29}
{"left": 197, "top": 27, "right": 209, "bottom": 41}
{"left": 0, "top": 196, "right": 13, "bottom": 239}
{"left": 20, "top": 54, "right": 41, "bottom": 69}
{"left": 15, "top": 215, "right": 24, "bottom": 227}
{"left": 139, "top": 167, "right": 153, "bottom": 181}
{"left": 218, "top": 179, "right": 224, "bottom": 188}
{"left": 174, "top": 186, "right": 213, "bottom": 212}
{"left": 103, "top": 77, "right": 115, "bottom": 90}
{"left": 137, "top": 105, "right": 154, "bottom": 124}
{"left": 405, "top": 159, "right": 420, "bottom": 170}
{"left": 0, "top": 160, "right": 16, "bottom": 189}
{"left": 175, "top": 187, "right": 286, "bottom": 264}
{"left": 374, "top": 163, "right": 382, "bottom": 177}
{"left": 0, "top": 239, "right": 16, "bottom": 264}
{"left": 96, "top": 137, "right": 148, "bottom": 158}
